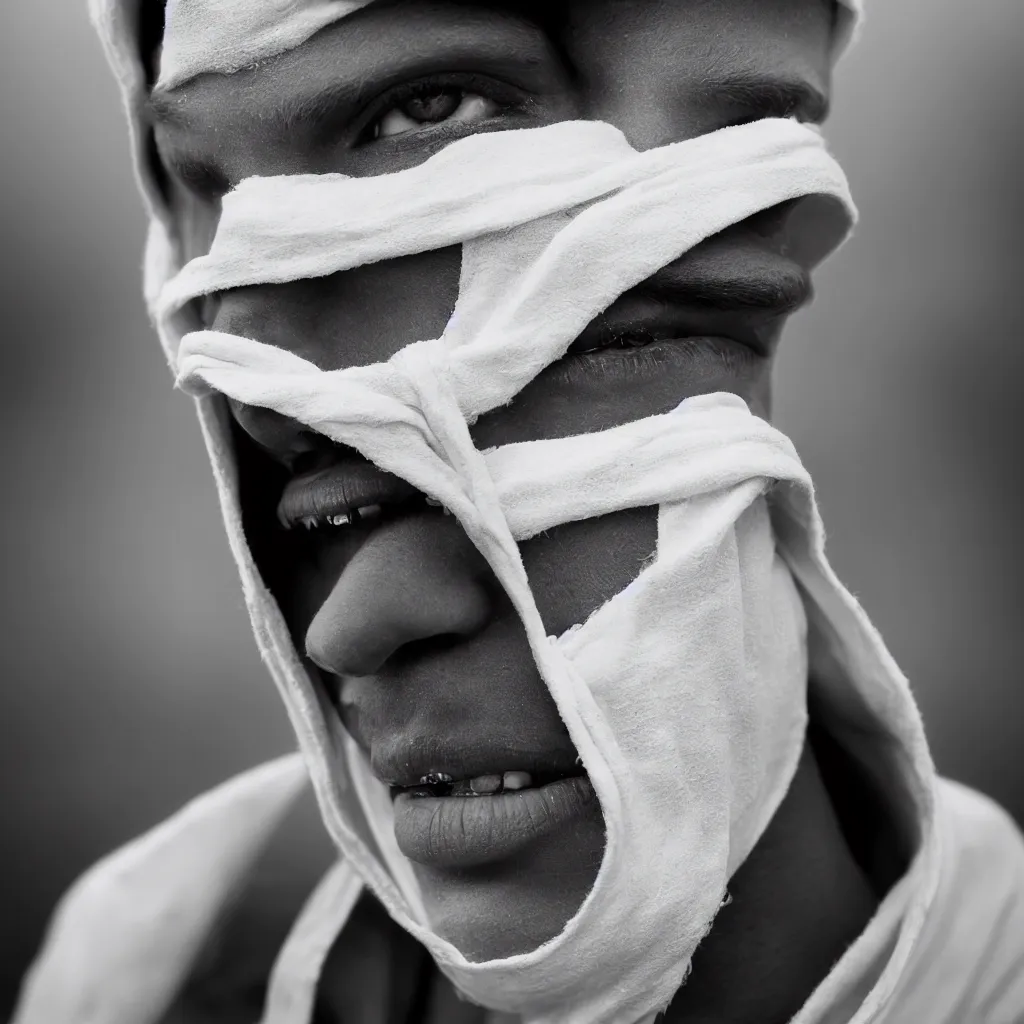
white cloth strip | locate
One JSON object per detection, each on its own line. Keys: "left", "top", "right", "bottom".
{"left": 158, "top": 0, "right": 377, "bottom": 91}
{"left": 260, "top": 857, "right": 364, "bottom": 1024}
{"left": 485, "top": 394, "right": 801, "bottom": 540}
{"left": 160, "top": 119, "right": 841, "bottom": 312}
{"left": 170, "top": 119, "right": 853, "bottom": 426}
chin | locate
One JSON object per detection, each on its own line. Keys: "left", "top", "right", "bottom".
{"left": 411, "top": 808, "right": 607, "bottom": 962}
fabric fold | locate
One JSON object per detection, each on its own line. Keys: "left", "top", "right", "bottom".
{"left": 13, "top": 755, "right": 308, "bottom": 1024}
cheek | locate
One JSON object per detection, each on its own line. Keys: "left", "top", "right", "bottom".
{"left": 520, "top": 508, "right": 658, "bottom": 637}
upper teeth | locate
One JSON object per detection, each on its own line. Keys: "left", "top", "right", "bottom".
{"left": 290, "top": 496, "right": 454, "bottom": 532}
{"left": 425, "top": 497, "right": 454, "bottom": 516}
{"left": 415, "top": 770, "right": 535, "bottom": 796}
{"left": 419, "top": 772, "right": 454, "bottom": 786}
{"left": 296, "top": 504, "right": 383, "bottom": 531}
{"left": 501, "top": 771, "right": 533, "bottom": 791}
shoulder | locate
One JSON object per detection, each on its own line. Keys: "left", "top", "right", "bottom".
{"left": 161, "top": 787, "right": 437, "bottom": 1024}
{"left": 935, "top": 777, "right": 1024, "bottom": 877}
{"left": 159, "top": 783, "right": 340, "bottom": 1022}
{"left": 161, "top": 889, "right": 416, "bottom": 1024}
{"left": 890, "top": 779, "right": 1024, "bottom": 1023}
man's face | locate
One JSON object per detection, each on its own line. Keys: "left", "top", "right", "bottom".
{"left": 153, "top": 0, "right": 834, "bottom": 962}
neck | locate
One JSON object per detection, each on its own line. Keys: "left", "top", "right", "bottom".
{"left": 660, "top": 737, "right": 881, "bottom": 1024}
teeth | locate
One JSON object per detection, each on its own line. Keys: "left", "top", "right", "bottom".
{"left": 330, "top": 504, "right": 384, "bottom": 528}
{"left": 502, "top": 771, "right": 533, "bottom": 792}
{"left": 412, "top": 770, "right": 536, "bottom": 796}
{"left": 419, "top": 772, "right": 454, "bottom": 786}
{"left": 357, "top": 503, "right": 383, "bottom": 523}
{"left": 469, "top": 774, "right": 504, "bottom": 795}
{"left": 291, "top": 503, "right": 388, "bottom": 532}
{"left": 425, "top": 497, "right": 453, "bottom": 516}
{"left": 451, "top": 772, "right": 532, "bottom": 796}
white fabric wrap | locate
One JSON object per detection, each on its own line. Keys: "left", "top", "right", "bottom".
{"left": 160, "top": 118, "right": 859, "bottom": 1024}
{"left": 15, "top": 2, "right": 1018, "bottom": 1023}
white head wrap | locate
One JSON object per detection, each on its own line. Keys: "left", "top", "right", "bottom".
{"left": 164, "top": 112, "right": 873, "bottom": 1024}
{"left": 23, "top": 2, "right": 1005, "bottom": 1023}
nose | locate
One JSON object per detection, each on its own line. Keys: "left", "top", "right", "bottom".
{"left": 304, "top": 514, "right": 494, "bottom": 678}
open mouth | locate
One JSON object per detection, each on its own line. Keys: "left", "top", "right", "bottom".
{"left": 394, "top": 768, "right": 581, "bottom": 800}
{"left": 376, "top": 744, "right": 597, "bottom": 869}
{"left": 277, "top": 459, "right": 432, "bottom": 533}
{"left": 391, "top": 768, "right": 598, "bottom": 869}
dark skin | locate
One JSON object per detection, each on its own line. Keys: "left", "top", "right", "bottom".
{"left": 150, "top": 1, "right": 885, "bottom": 1019}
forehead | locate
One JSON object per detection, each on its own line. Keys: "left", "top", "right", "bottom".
{"left": 150, "top": 0, "right": 834, "bottom": 101}
{"left": 148, "top": 0, "right": 834, "bottom": 183}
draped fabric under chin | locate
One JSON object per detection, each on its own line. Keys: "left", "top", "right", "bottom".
{"left": 14, "top": 1, "right": 1024, "bottom": 1023}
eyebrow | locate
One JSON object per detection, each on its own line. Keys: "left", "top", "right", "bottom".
{"left": 145, "top": 20, "right": 542, "bottom": 135}
{"left": 149, "top": 68, "right": 830, "bottom": 133}
{"left": 701, "top": 72, "right": 831, "bottom": 125}
{"left": 275, "top": 79, "right": 369, "bottom": 135}
{"left": 148, "top": 79, "right": 363, "bottom": 133}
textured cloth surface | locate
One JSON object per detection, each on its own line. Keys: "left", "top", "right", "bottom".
{"left": 159, "top": 0, "right": 376, "bottom": 90}
{"left": 17, "top": 1, "right": 1024, "bottom": 1023}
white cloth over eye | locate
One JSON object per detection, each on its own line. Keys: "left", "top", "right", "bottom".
{"left": 15, "top": 2, "right": 1024, "bottom": 1023}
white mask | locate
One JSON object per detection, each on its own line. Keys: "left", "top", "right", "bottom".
{"left": 28, "top": 3, "right": 944, "bottom": 1023}
{"left": 166, "top": 116, "right": 873, "bottom": 1024}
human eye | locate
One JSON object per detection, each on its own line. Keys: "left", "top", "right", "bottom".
{"left": 372, "top": 86, "right": 498, "bottom": 140}
{"left": 359, "top": 74, "right": 531, "bottom": 144}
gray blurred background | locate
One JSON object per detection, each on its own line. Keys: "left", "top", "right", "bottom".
{"left": 1, "top": 0, "right": 1022, "bottom": 1011}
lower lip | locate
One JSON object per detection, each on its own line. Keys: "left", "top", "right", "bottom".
{"left": 392, "top": 775, "right": 597, "bottom": 869}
